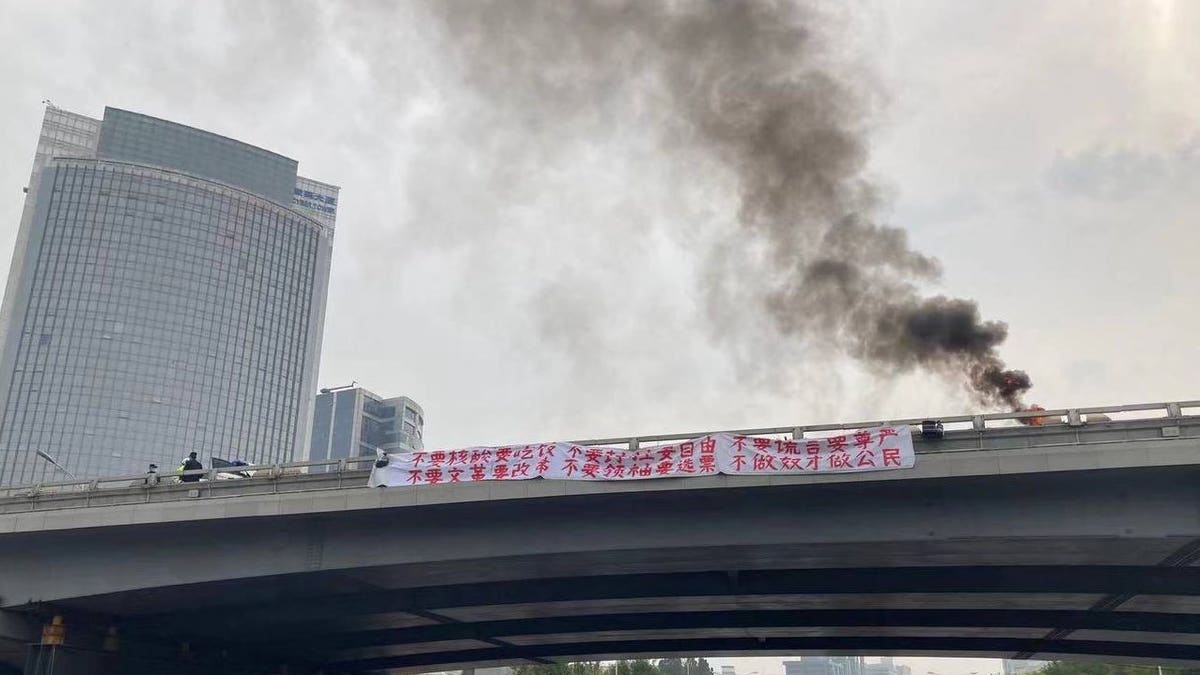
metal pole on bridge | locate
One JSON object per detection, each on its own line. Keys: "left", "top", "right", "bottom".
{"left": 35, "top": 450, "right": 76, "bottom": 479}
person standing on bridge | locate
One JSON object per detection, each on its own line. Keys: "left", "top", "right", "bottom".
{"left": 178, "top": 452, "right": 203, "bottom": 483}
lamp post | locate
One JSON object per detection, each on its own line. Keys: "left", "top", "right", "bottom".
{"left": 35, "top": 450, "right": 76, "bottom": 479}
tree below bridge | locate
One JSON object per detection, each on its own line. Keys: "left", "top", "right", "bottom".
{"left": 1036, "top": 663, "right": 1198, "bottom": 675}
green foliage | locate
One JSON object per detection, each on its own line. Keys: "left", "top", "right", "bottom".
{"left": 514, "top": 665, "right": 570, "bottom": 675}
{"left": 630, "top": 660, "right": 661, "bottom": 675}
{"left": 1036, "top": 662, "right": 1197, "bottom": 675}
{"left": 658, "top": 659, "right": 686, "bottom": 675}
{"left": 686, "top": 658, "right": 715, "bottom": 675}
{"left": 514, "top": 663, "right": 612, "bottom": 675}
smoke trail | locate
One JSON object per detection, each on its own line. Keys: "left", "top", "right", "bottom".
{"left": 423, "top": 0, "right": 1031, "bottom": 408}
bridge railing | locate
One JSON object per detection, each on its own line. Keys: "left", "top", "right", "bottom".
{"left": 1, "top": 398, "right": 1197, "bottom": 505}
{"left": 567, "top": 399, "right": 1200, "bottom": 446}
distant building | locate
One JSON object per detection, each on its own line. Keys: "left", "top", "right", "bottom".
{"left": 1002, "top": 661, "right": 1046, "bottom": 675}
{"left": 308, "top": 385, "right": 424, "bottom": 469}
{"left": 0, "top": 105, "right": 336, "bottom": 485}
{"left": 864, "top": 658, "right": 910, "bottom": 675}
{"left": 459, "top": 668, "right": 513, "bottom": 675}
{"left": 784, "top": 657, "right": 865, "bottom": 675}
{"left": 473, "top": 669, "right": 514, "bottom": 675}
{"left": 783, "top": 658, "right": 908, "bottom": 675}
{"left": 721, "top": 666, "right": 736, "bottom": 675}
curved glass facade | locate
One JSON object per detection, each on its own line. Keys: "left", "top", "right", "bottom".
{"left": 0, "top": 155, "right": 330, "bottom": 485}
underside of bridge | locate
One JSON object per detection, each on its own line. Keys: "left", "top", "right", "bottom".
{"left": 49, "top": 560, "right": 1200, "bottom": 674}
{"left": 4, "top": 461, "right": 1199, "bottom": 674}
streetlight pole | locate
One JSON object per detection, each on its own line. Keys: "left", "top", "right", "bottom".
{"left": 35, "top": 450, "right": 76, "bottom": 479}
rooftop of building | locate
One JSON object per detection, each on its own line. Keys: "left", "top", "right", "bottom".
{"left": 36, "top": 105, "right": 343, "bottom": 209}
{"left": 102, "top": 106, "right": 297, "bottom": 163}
{"left": 317, "top": 386, "right": 423, "bottom": 415}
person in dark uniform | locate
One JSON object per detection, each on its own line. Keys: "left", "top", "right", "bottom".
{"left": 178, "top": 452, "right": 203, "bottom": 482}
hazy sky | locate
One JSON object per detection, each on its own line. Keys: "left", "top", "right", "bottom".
{"left": 1, "top": 0, "right": 1194, "bottom": 671}
{"left": 1, "top": 0, "right": 1196, "bottom": 450}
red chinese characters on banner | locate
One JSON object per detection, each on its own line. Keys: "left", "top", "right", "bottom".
{"left": 368, "top": 425, "right": 915, "bottom": 487}
{"left": 715, "top": 426, "right": 914, "bottom": 476}
{"left": 569, "top": 438, "right": 712, "bottom": 481}
{"left": 828, "top": 435, "right": 852, "bottom": 470}
{"left": 536, "top": 444, "right": 555, "bottom": 474}
{"left": 729, "top": 437, "right": 748, "bottom": 472}
{"left": 699, "top": 437, "right": 717, "bottom": 473}
{"left": 562, "top": 446, "right": 581, "bottom": 477}
{"left": 678, "top": 441, "right": 696, "bottom": 474}
{"left": 655, "top": 446, "right": 675, "bottom": 476}
{"left": 388, "top": 442, "right": 563, "bottom": 486}
{"left": 804, "top": 440, "right": 821, "bottom": 471}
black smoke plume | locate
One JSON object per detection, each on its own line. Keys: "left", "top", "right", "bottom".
{"left": 425, "top": 0, "right": 1031, "bottom": 408}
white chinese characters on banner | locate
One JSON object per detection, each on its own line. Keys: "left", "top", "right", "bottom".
{"left": 368, "top": 425, "right": 914, "bottom": 487}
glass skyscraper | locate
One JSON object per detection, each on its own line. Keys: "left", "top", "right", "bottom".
{"left": 0, "top": 106, "right": 337, "bottom": 485}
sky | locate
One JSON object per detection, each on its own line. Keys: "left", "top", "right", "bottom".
{"left": 0, "top": 0, "right": 1197, "bottom": 450}
{"left": 0, "top": 1, "right": 1196, "bottom": 669}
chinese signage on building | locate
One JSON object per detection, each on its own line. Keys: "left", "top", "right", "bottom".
{"left": 292, "top": 186, "right": 337, "bottom": 215}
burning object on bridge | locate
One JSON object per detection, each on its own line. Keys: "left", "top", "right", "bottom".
{"left": 920, "top": 420, "right": 945, "bottom": 439}
{"left": 1020, "top": 404, "right": 1048, "bottom": 426}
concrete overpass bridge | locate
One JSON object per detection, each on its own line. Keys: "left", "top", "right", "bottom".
{"left": 0, "top": 401, "right": 1198, "bottom": 674}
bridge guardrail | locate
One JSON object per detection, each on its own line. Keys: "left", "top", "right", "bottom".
{"left": 1, "top": 399, "right": 1197, "bottom": 509}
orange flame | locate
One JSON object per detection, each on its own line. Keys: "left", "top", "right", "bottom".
{"left": 1020, "top": 404, "right": 1046, "bottom": 426}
